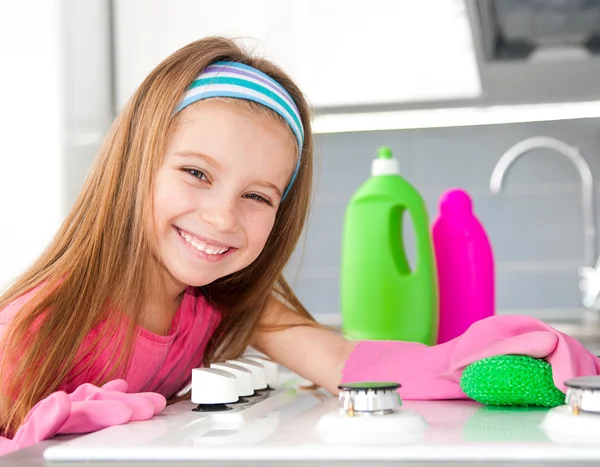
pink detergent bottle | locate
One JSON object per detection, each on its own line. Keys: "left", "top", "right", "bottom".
{"left": 433, "top": 188, "right": 495, "bottom": 344}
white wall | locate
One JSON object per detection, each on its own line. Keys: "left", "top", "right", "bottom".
{"left": 0, "top": 1, "right": 65, "bottom": 290}
{"left": 113, "top": 0, "right": 482, "bottom": 110}
{"left": 0, "top": 0, "right": 113, "bottom": 292}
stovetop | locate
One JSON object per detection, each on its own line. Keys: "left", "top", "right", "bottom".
{"left": 42, "top": 369, "right": 600, "bottom": 464}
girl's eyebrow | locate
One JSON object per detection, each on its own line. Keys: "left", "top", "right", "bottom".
{"left": 173, "top": 151, "right": 221, "bottom": 169}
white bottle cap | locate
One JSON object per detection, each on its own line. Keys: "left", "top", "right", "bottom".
{"left": 371, "top": 146, "right": 400, "bottom": 176}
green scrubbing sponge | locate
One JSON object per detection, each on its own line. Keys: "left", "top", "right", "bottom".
{"left": 460, "top": 355, "right": 565, "bottom": 407}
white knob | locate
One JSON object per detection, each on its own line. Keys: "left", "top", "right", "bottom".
{"left": 210, "top": 363, "right": 254, "bottom": 397}
{"left": 191, "top": 368, "right": 238, "bottom": 405}
{"left": 227, "top": 358, "right": 267, "bottom": 390}
{"left": 244, "top": 355, "right": 279, "bottom": 387}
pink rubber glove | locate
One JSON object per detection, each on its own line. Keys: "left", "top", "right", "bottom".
{"left": 342, "top": 315, "right": 600, "bottom": 400}
{"left": 0, "top": 379, "right": 166, "bottom": 456}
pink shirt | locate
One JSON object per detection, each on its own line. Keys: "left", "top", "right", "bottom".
{"left": 0, "top": 285, "right": 221, "bottom": 399}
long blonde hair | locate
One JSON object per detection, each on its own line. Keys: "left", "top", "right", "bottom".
{"left": 0, "top": 37, "right": 314, "bottom": 435}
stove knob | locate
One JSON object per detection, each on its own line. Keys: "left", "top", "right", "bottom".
{"left": 210, "top": 362, "right": 254, "bottom": 397}
{"left": 191, "top": 368, "right": 238, "bottom": 405}
{"left": 244, "top": 355, "right": 279, "bottom": 387}
{"left": 227, "top": 358, "right": 267, "bottom": 390}
{"left": 337, "top": 382, "right": 402, "bottom": 416}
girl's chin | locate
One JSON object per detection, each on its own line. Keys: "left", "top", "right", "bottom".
{"left": 173, "top": 267, "right": 234, "bottom": 288}
{"left": 175, "top": 274, "right": 219, "bottom": 288}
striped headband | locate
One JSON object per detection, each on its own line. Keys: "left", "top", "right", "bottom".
{"left": 175, "top": 61, "right": 304, "bottom": 200}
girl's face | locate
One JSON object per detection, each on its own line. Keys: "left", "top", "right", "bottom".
{"left": 152, "top": 99, "right": 296, "bottom": 290}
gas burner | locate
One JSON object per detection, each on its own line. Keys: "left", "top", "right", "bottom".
{"left": 540, "top": 375, "right": 600, "bottom": 444}
{"left": 564, "top": 375, "right": 600, "bottom": 415}
{"left": 317, "top": 382, "right": 427, "bottom": 445}
{"left": 337, "top": 381, "right": 401, "bottom": 416}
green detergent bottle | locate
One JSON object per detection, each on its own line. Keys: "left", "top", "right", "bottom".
{"left": 340, "top": 146, "right": 438, "bottom": 344}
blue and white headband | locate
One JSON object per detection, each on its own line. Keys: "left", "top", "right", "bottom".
{"left": 175, "top": 61, "right": 304, "bottom": 200}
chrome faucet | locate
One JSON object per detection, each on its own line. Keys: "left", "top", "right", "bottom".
{"left": 489, "top": 136, "right": 600, "bottom": 311}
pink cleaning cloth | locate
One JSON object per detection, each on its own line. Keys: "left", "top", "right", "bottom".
{"left": 0, "top": 379, "right": 166, "bottom": 456}
{"left": 342, "top": 315, "right": 600, "bottom": 399}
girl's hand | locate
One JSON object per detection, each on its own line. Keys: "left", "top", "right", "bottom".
{"left": 342, "top": 315, "right": 600, "bottom": 401}
{"left": 0, "top": 379, "right": 166, "bottom": 456}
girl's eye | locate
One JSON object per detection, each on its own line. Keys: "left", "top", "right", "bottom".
{"left": 245, "top": 193, "right": 272, "bottom": 206}
{"left": 183, "top": 168, "right": 208, "bottom": 181}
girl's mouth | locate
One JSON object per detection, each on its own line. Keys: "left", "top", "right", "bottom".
{"left": 175, "top": 227, "right": 235, "bottom": 260}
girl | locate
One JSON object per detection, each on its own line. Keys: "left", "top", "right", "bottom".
{"left": 1, "top": 36, "right": 598, "bottom": 451}
{"left": 0, "top": 36, "right": 349, "bottom": 441}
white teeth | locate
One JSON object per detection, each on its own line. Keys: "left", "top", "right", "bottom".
{"left": 178, "top": 229, "right": 229, "bottom": 255}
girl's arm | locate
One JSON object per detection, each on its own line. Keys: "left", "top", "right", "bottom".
{"left": 249, "top": 297, "right": 356, "bottom": 394}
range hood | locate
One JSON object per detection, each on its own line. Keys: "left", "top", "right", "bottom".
{"left": 464, "top": 0, "right": 600, "bottom": 105}
{"left": 477, "top": 0, "right": 600, "bottom": 61}
{"left": 314, "top": 0, "right": 600, "bottom": 132}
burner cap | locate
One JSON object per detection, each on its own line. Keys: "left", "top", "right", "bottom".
{"left": 564, "top": 375, "right": 600, "bottom": 391}
{"left": 337, "top": 382, "right": 401, "bottom": 392}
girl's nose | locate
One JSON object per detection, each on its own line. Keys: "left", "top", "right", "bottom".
{"left": 199, "top": 196, "right": 237, "bottom": 233}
